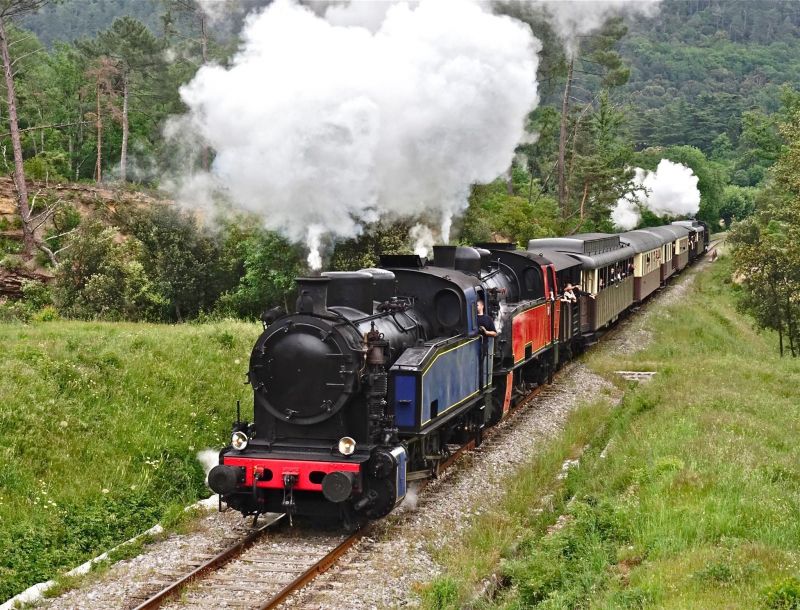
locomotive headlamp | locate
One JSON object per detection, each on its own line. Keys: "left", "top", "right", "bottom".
{"left": 231, "top": 431, "right": 249, "bottom": 451}
{"left": 338, "top": 436, "right": 356, "bottom": 456}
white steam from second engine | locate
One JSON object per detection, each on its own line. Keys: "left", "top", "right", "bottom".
{"left": 611, "top": 159, "right": 702, "bottom": 230}
{"left": 170, "top": 0, "right": 540, "bottom": 269}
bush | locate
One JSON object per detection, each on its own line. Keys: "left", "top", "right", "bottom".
{"left": 53, "top": 221, "right": 165, "bottom": 321}
{"left": 0, "top": 301, "right": 29, "bottom": 323}
{"left": 32, "top": 305, "right": 60, "bottom": 322}
{"left": 0, "top": 254, "right": 24, "bottom": 271}
{"left": 421, "top": 577, "right": 460, "bottom": 610}
{"left": 23, "top": 152, "right": 69, "bottom": 182}
{"left": 21, "top": 280, "right": 53, "bottom": 310}
{"left": 763, "top": 578, "right": 800, "bottom": 609}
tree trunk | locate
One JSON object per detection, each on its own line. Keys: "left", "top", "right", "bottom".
{"left": 200, "top": 13, "right": 208, "bottom": 64}
{"left": 558, "top": 58, "right": 574, "bottom": 217}
{"left": 120, "top": 75, "right": 128, "bottom": 182}
{"left": 95, "top": 84, "right": 102, "bottom": 182}
{"left": 787, "top": 293, "right": 796, "bottom": 357}
{"left": 76, "top": 107, "right": 83, "bottom": 180}
{"left": 771, "top": 281, "right": 784, "bottom": 357}
{"left": 0, "top": 17, "right": 35, "bottom": 257}
{"left": 580, "top": 181, "right": 589, "bottom": 219}
{"left": 199, "top": 13, "right": 210, "bottom": 171}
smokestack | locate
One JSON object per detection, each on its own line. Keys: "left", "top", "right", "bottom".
{"left": 433, "top": 245, "right": 457, "bottom": 268}
{"left": 295, "top": 277, "right": 330, "bottom": 315}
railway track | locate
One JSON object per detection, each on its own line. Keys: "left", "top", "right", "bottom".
{"left": 130, "top": 381, "right": 550, "bottom": 610}
{"left": 130, "top": 516, "right": 363, "bottom": 610}
{"left": 128, "top": 244, "right": 724, "bottom": 610}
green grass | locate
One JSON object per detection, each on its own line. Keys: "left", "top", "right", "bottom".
{"left": 0, "top": 320, "right": 260, "bottom": 601}
{"left": 420, "top": 257, "right": 800, "bottom": 610}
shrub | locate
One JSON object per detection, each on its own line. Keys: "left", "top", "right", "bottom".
{"left": 21, "top": 280, "right": 53, "bottom": 310}
{"left": 421, "top": 576, "right": 460, "bottom": 610}
{"left": 763, "top": 578, "right": 800, "bottom": 609}
{"left": 32, "top": 305, "right": 60, "bottom": 322}
{"left": 0, "top": 254, "right": 24, "bottom": 271}
{"left": 23, "top": 152, "right": 69, "bottom": 182}
{"left": 53, "top": 221, "right": 165, "bottom": 321}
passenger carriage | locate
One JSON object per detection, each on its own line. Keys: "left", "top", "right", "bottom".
{"left": 620, "top": 230, "right": 666, "bottom": 303}
{"left": 638, "top": 226, "right": 677, "bottom": 284}
{"left": 667, "top": 224, "right": 691, "bottom": 271}
{"left": 528, "top": 234, "right": 634, "bottom": 336}
{"left": 672, "top": 220, "right": 706, "bottom": 261}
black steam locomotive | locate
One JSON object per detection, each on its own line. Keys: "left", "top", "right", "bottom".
{"left": 207, "top": 222, "right": 709, "bottom": 525}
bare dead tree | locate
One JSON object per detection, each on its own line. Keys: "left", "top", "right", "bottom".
{"left": 557, "top": 58, "right": 574, "bottom": 217}
{"left": 0, "top": 0, "right": 50, "bottom": 260}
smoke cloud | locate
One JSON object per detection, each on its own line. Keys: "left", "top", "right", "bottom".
{"left": 321, "top": 1, "right": 397, "bottom": 32}
{"left": 611, "top": 159, "right": 701, "bottom": 230}
{"left": 502, "top": 0, "right": 661, "bottom": 55}
{"left": 196, "top": 0, "right": 232, "bottom": 23}
{"left": 169, "top": 0, "right": 539, "bottom": 269}
{"left": 410, "top": 223, "right": 436, "bottom": 259}
{"left": 196, "top": 449, "right": 219, "bottom": 484}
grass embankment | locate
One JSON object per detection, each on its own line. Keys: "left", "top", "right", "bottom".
{"left": 422, "top": 257, "right": 800, "bottom": 609}
{"left": 0, "top": 320, "right": 259, "bottom": 601}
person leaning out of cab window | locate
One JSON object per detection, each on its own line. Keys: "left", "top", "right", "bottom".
{"left": 476, "top": 299, "right": 497, "bottom": 337}
{"left": 561, "top": 282, "right": 596, "bottom": 302}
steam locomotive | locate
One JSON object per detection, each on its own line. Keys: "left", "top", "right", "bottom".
{"left": 207, "top": 221, "right": 708, "bottom": 526}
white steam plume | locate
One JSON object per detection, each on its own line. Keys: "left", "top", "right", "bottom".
{"left": 611, "top": 197, "right": 641, "bottom": 231}
{"left": 410, "top": 223, "right": 436, "bottom": 258}
{"left": 612, "top": 159, "right": 701, "bottom": 230}
{"left": 196, "top": 449, "right": 219, "bottom": 484}
{"left": 196, "top": 0, "right": 234, "bottom": 23}
{"left": 322, "top": 1, "right": 398, "bottom": 32}
{"left": 169, "top": 0, "right": 539, "bottom": 269}
{"left": 507, "top": 0, "right": 661, "bottom": 55}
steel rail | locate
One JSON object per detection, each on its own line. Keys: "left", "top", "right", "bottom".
{"left": 257, "top": 527, "right": 368, "bottom": 610}
{"left": 131, "top": 513, "right": 285, "bottom": 610}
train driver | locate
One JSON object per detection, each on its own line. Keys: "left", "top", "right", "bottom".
{"left": 476, "top": 299, "right": 497, "bottom": 337}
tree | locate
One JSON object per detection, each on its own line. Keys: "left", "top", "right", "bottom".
{"left": 85, "top": 17, "right": 163, "bottom": 182}
{"left": 0, "top": 0, "right": 49, "bottom": 260}
{"left": 109, "top": 203, "right": 237, "bottom": 321}
{"left": 84, "top": 55, "right": 119, "bottom": 182}
{"left": 719, "top": 185, "right": 757, "bottom": 228}
{"left": 217, "top": 229, "right": 303, "bottom": 318}
{"left": 460, "top": 177, "right": 559, "bottom": 246}
{"left": 731, "top": 106, "right": 800, "bottom": 356}
{"left": 567, "top": 92, "right": 635, "bottom": 231}
{"left": 557, "top": 17, "right": 631, "bottom": 216}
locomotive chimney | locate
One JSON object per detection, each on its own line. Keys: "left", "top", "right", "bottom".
{"left": 295, "top": 277, "right": 330, "bottom": 315}
{"left": 432, "top": 245, "right": 456, "bottom": 268}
